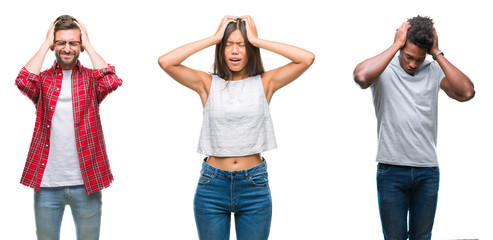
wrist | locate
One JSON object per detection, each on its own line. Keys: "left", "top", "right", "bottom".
{"left": 41, "top": 40, "right": 53, "bottom": 50}
{"left": 432, "top": 50, "right": 444, "bottom": 60}
{"left": 390, "top": 43, "right": 403, "bottom": 53}
{"left": 248, "top": 37, "right": 262, "bottom": 47}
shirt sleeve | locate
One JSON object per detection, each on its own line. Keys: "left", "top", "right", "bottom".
{"left": 15, "top": 67, "right": 41, "bottom": 104}
{"left": 92, "top": 64, "right": 122, "bottom": 103}
{"left": 431, "top": 61, "right": 446, "bottom": 88}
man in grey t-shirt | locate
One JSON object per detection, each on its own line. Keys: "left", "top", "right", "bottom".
{"left": 353, "top": 16, "right": 475, "bottom": 240}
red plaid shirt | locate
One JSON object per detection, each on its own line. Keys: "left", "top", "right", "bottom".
{"left": 15, "top": 61, "right": 122, "bottom": 195}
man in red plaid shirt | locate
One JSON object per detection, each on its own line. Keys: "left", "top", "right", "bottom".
{"left": 15, "top": 15, "right": 121, "bottom": 240}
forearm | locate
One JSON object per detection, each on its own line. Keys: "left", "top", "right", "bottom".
{"left": 84, "top": 44, "right": 108, "bottom": 69}
{"left": 158, "top": 36, "right": 217, "bottom": 70}
{"left": 24, "top": 42, "right": 51, "bottom": 75}
{"left": 353, "top": 44, "right": 400, "bottom": 89}
{"left": 252, "top": 38, "right": 314, "bottom": 66}
{"left": 436, "top": 54, "right": 475, "bottom": 101}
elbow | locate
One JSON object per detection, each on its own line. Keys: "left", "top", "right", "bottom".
{"left": 297, "top": 51, "right": 315, "bottom": 69}
{"left": 157, "top": 56, "right": 167, "bottom": 69}
{"left": 305, "top": 52, "right": 315, "bottom": 67}
{"left": 158, "top": 55, "right": 172, "bottom": 71}
{"left": 456, "top": 88, "right": 475, "bottom": 102}
{"left": 353, "top": 72, "right": 372, "bottom": 89}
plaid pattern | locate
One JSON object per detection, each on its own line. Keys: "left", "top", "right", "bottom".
{"left": 16, "top": 61, "right": 122, "bottom": 195}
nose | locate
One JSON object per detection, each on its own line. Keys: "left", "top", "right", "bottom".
{"left": 232, "top": 43, "right": 239, "bottom": 54}
{"left": 409, "top": 60, "right": 417, "bottom": 69}
{"left": 62, "top": 43, "right": 71, "bottom": 52}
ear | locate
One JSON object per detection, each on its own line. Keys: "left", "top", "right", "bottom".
{"left": 81, "top": 46, "right": 85, "bottom": 52}
{"left": 50, "top": 44, "right": 55, "bottom": 51}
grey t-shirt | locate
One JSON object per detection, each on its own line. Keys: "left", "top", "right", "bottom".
{"left": 371, "top": 56, "right": 445, "bottom": 167}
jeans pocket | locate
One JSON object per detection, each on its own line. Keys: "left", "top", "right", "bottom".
{"left": 430, "top": 167, "right": 440, "bottom": 173}
{"left": 198, "top": 169, "right": 214, "bottom": 185}
{"left": 377, "top": 163, "right": 392, "bottom": 174}
{"left": 248, "top": 171, "right": 269, "bottom": 186}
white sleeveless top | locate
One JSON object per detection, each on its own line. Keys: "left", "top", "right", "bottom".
{"left": 197, "top": 75, "right": 277, "bottom": 156}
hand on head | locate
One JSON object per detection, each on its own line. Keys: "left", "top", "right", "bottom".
{"left": 47, "top": 21, "right": 57, "bottom": 51}
{"left": 240, "top": 15, "right": 259, "bottom": 45}
{"left": 214, "top": 16, "right": 238, "bottom": 43}
{"left": 428, "top": 28, "right": 439, "bottom": 55}
{"left": 394, "top": 22, "right": 411, "bottom": 49}
{"left": 73, "top": 19, "right": 88, "bottom": 52}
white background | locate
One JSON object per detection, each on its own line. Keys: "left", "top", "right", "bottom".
{"left": 1, "top": 0, "right": 491, "bottom": 239}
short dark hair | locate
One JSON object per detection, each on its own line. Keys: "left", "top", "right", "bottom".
{"left": 214, "top": 18, "right": 264, "bottom": 80}
{"left": 54, "top": 15, "right": 79, "bottom": 33}
{"left": 406, "top": 15, "right": 434, "bottom": 50}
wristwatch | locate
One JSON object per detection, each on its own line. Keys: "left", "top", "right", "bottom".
{"left": 432, "top": 50, "right": 444, "bottom": 60}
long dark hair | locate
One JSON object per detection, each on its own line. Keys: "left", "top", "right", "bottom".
{"left": 213, "top": 18, "right": 264, "bottom": 80}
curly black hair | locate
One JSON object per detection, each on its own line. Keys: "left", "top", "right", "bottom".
{"left": 406, "top": 15, "right": 434, "bottom": 50}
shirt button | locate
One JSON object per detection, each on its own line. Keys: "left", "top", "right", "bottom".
{"left": 56, "top": 88, "right": 60, "bottom": 91}
{"left": 47, "top": 125, "right": 50, "bottom": 128}
{"left": 45, "top": 144, "right": 49, "bottom": 147}
{"left": 41, "top": 163, "right": 45, "bottom": 166}
{"left": 50, "top": 106, "right": 54, "bottom": 110}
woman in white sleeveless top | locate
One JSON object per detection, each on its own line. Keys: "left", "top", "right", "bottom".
{"left": 158, "top": 16, "right": 314, "bottom": 240}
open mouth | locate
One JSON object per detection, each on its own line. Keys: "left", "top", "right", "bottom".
{"left": 229, "top": 58, "right": 241, "bottom": 64}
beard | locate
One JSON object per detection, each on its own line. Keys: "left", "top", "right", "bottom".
{"left": 55, "top": 49, "right": 80, "bottom": 68}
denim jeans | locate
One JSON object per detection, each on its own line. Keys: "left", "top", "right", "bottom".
{"left": 194, "top": 159, "right": 272, "bottom": 240}
{"left": 34, "top": 185, "right": 102, "bottom": 240}
{"left": 377, "top": 163, "right": 439, "bottom": 240}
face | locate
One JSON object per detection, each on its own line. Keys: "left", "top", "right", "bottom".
{"left": 224, "top": 29, "right": 248, "bottom": 79}
{"left": 53, "top": 29, "right": 81, "bottom": 70}
{"left": 398, "top": 41, "right": 427, "bottom": 75}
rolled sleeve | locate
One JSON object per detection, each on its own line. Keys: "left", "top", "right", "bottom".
{"left": 93, "top": 64, "right": 123, "bottom": 103}
{"left": 15, "top": 67, "right": 41, "bottom": 104}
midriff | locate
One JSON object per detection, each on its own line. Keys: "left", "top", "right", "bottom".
{"left": 207, "top": 154, "right": 262, "bottom": 171}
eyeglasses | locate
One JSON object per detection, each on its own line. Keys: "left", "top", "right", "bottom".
{"left": 53, "top": 40, "right": 81, "bottom": 47}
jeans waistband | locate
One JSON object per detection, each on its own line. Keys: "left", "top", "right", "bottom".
{"left": 202, "top": 157, "right": 267, "bottom": 178}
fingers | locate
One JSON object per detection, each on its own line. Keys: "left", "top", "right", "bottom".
{"left": 214, "top": 15, "right": 237, "bottom": 42}
{"left": 221, "top": 15, "right": 237, "bottom": 25}
{"left": 74, "top": 18, "right": 87, "bottom": 33}
{"left": 394, "top": 22, "right": 410, "bottom": 48}
{"left": 428, "top": 27, "right": 439, "bottom": 55}
{"left": 401, "top": 21, "right": 411, "bottom": 31}
{"left": 46, "top": 21, "right": 57, "bottom": 50}
{"left": 240, "top": 15, "right": 258, "bottom": 39}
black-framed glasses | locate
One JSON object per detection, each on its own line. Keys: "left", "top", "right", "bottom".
{"left": 54, "top": 40, "right": 81, "bottom": 47}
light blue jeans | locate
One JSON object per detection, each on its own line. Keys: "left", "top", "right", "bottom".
{"left": 34, "top": 185, "right": 102, "bottom": 240}
{"left": 377, "top": 163, "right": 440, "bottom": 240}
{"left": 194, "top": 158, "right": 272, "bottom": 240}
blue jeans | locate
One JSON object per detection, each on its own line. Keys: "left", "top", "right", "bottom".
{"left": 34, "top": 185, "right": 102, "bottom": 240}
{"left": 194, "top": 159, "right": 272, "bottom": 240}
{"left": 377, "top": 163, "right": 439, "bottom": 240}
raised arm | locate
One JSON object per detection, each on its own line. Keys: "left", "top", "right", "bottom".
{"left": 241, "top": 16, "right": 315, "bottom": 102}
{"left": 353, "top": 22, "right": 411, "bottom": 89}
{"left": 24, "top": 22, "right": 56, "bottom": 75}
{"left": 16, "top": 22, "right": 57, "bottom": 103}
{"left": 73, "top": 19, "right": 121, "bottom": 102}
{"left": 430, "top": 29, "right": 475, "bottom": 102}
{"left": 74, "top": 19, "right": 108, "bottom": 69}
{"left": 158, "top": 16, "right": 237, "bottom": 106}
